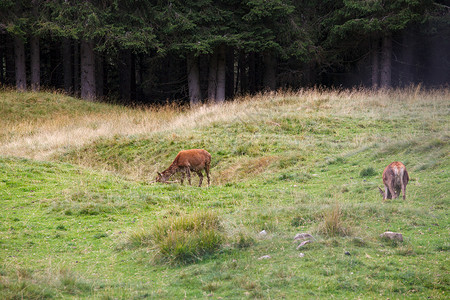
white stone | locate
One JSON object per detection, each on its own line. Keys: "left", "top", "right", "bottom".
{"left": 380, "top": 231, "right": 403, "bottom": 242}
{"left": 258, "top": 255, "right": 271, "bottom": 260}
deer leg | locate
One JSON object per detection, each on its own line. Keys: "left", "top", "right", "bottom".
{"left": 400, "top": 175, "right": 406, "bottom": 200}
{"left": 205, "top": 164, "right": 211, "bottom": 186}
{"left": 388, "top": 182, "right": 397, "bottom": 199}
{"left": 384, "top": 186, "right": 390, "bottom": 200}
{"left": 196, "top": 171, "right": 203, "bottom": 187}
{"left": 180, "top": 170, "right": 185, "bottom": 185}
{"left": 186, "top": 168, "right": 192, "bottom": 185}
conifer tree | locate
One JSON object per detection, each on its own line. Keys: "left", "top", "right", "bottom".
{"left": 40, "top": 0, "right": 158, "bottom": 100}
{"left": 1, "top": 0, "right": 35, "bottom": 91}
{"left": 321, "top": 0, "right": 434, "bottom": 88}
{"left": 154, "top": 0, "right": 241, "bottom": 105}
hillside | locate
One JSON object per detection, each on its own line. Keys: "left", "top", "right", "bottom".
{"left": 0, "top": 88, "right": 449, "bottom": 299}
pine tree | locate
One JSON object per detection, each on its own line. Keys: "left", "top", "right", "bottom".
{"left": 1, "top": 0, "right": 30, "bottom": 91}
{"left": 39, "top": 0, "right": 158, "bottom": 100}
{"left": 321, "top": 0, "right": 434, "bottom": 88}
{"left": 154, "top": 0, "right": 241, "bottom": 105}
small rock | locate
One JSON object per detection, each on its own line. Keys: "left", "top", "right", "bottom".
{"left": 258, "top": 255, "right": 271, "bottom": 260}
{"left": 294, "top": 233, "right": 313, "bottom": 240}
{"left": 259, "top": 230, "right": 267, "bottom": 236}
{"left": 345, "top": 251, "right": 351, "bottom": 256}
{"left": 380, "top": 231, "right": 403, "bottom": 242}
{"left": 296, "top": 240, "right": 312, "bottom": 249}
{"left": 298, "top": 253, "right": 305, "bottom": 258}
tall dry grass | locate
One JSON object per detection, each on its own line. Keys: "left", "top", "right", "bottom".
{"left": 124, "top": 211, "right": 224, "bottom": 264}
{"left": 317, "top": 202, "right": 352, "bottom": 237}
{"left": 1, "top": 87, "right": 448, "bottom": 161}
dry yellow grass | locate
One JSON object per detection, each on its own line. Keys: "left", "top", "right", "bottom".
{"left": 1, "top": 87, "right": 448, "bottom": 161}
{"left": 317, "top": 202, "right": 351, "bottom": 237}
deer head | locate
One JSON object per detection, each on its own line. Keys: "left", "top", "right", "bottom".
{"left": 155, "top": 171, "right": 170, "bottom": 183}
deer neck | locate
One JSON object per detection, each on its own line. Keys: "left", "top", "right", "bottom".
{"left": 163, "top": 164, "right": 179, "bottom": 177}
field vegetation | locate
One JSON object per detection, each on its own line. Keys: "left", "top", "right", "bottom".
{"left": 0, "top": 87, "right": 449, "bottom": 298}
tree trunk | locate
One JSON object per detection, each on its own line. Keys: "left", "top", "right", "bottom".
{"left": 238, "top": 51, "right": 247, "bottom": 94}
{"left": 5, "top": 35, "right": 15, "bottom": 86}
{"left": 120, "top": 49, "right": 135, "bottom": 102}
{"left": 226, "top": 46, "right": 235, "bottom": 99}
{"left": 30, "top": 36, "right": 40, "bottom": 91}
{"left": 248, "top": 52, "right": 256, "bottom": 94}
{"left": 62, "top": 38, "right": 73, "bottom": 93}
{"left": 215, "top": 44, "right": 226, "bottom": 103}
{"left": 73, "top": 41, "right": 80, "bottom": 96}
{"left": 207, "top": 50, "right": 218, "bottom": 101}
{"left": 96, "top": 52, "right": 104, "bottom": 98}
{"left": 263, "top": 51, "right": 276, "bottom": 91}
{"left": 371, "top": 39, "right": 380, "bottom": 88}
{"left": 135, "top": 55, "right": 143, "bottom": 101}
{"left": 129, "top": 51, "right": 136, "bottom": 100}
{"left": 30, "top": 0, "right": 40, "bottom": 91}
{"left": 14, "top": 36, "right": 26, "bottom": 91}
{"left": 307, "top": 63, "right": 314, "bottom": 86}
{"left": 400, "top": 29, "right": 414, "bottom": 86}
{"left": 380, "top": 34, "right": 392, "bottom": 88}
{"left": 187, "top": 53, "right": 201, "bottom": 106}
{"left": 80, "top": 40, "right": 96, "bottom": 100}
{"left": 0, "top": 35, "right": 4, "bottom": 84}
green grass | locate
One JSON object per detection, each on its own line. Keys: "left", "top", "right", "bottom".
{"left": 0, "top": 89, "right": 111, "bottom": 123}
{"left": 125, "top": 211, "right": 225, "bottom": 265}
{"left": 0, "top": 88, "right": 449, "bottom": 298}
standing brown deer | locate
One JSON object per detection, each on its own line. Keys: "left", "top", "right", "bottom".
{"left": 156, "top": 149, "right": 211, "bottom": 187}
{"left": 378, "top": 162, "right": 409, "bottom": 200}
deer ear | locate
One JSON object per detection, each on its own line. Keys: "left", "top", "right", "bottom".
{"left": 157, "top": 172, "right": 162, "bottom": 176}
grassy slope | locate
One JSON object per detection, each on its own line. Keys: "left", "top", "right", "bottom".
{"left": 0, "top": 89, "right": 449, "bottom": 299}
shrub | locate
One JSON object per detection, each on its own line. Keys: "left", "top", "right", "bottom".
{"left": 123, "top": 229, "right": 153, "bottom": 250}
{"left": 359, "top": 166, "right": 377, "bottom": 177}
{"left": 233, "top": 232, "right": 255, "bottom": 249}
{"left": 151, "top": 211, "right": 224, "bottom": 264}
{"left": 317, "top": 203, "right": 351, "bottom": 237}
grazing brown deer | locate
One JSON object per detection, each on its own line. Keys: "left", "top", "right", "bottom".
{"left": 378, "top": 162, "right": 409, "bottom": 200}
{"left": 156, "top": 149, "right": 211, "bottom": 187}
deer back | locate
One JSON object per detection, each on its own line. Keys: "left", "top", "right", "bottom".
{"left": 383, "top": 161, "right": 408, "bottom": 186}
{"left": 175, "top": 149, "right": 211, "bottom": 170}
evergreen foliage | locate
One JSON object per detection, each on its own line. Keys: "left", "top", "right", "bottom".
{"left": 0, "top": 0, "right": 448, "bottom": 102}
{"left": 40, "top": 0, "right": 158, "bottom": 53}
{"left": 324, "top": 0, "right": 433, "bottom": 44}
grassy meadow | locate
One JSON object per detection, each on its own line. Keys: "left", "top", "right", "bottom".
{"left": 0, "top": 87, "right": 449, "bottom": 299}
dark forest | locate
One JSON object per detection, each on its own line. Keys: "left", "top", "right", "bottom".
{"left": 1, "top": 0, "right": 449, "bottom": 105}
